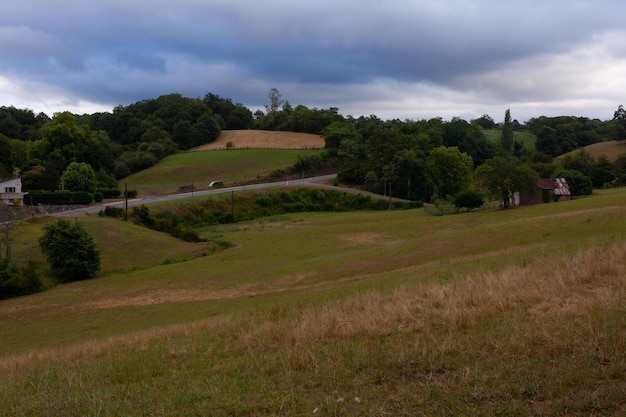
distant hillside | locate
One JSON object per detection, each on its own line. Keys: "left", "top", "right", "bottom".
{"left": 561, "top": 140, "right": 626, "bottom": 162}
{"left": 194, "top": 130, "right": 325, "bottom": 150}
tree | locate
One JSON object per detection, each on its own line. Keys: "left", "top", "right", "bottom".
{"left": 613, "top": 105, "right": 626, "bottom": 140}
{"left": 426, "top": 146, "right": 474, "bottom": 200}
{"left": 500, "top": 109, "right": 513, "bottom": 152}
{"left": 471, "top": 114, "right": 496, "bottom": 130}
{"left": 453, "top": 189, "right": 484, "bottom": 212}
{"left": 39, "top": 219, "right": 100, "bottom": 283}
{"left": 63, "top": 161, "right": 97, "bottom": 193}
{"left": 475, "top": 157, "right": 539, "bottom": 208}
{"left": 555, "top": 169, "right": 593, "bottom": 196}
{"left": 265, "top": 88, "right": 284, "bottom": 114}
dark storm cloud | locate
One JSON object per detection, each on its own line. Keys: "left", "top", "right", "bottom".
{"left": 1, "top": 0, "right": 625, "bottom": 121}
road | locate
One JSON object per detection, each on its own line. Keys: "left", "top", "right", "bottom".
{"left": 55, "top": 174, "right": 341, "bottom": 216}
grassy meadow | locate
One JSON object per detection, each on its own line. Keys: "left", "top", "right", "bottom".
{"left": 122, "top": 148, "right": 323, "bottom": 195}
{"left": 1, "top": 188, "right": 626, "bottom": 415}
{"left": 561, "top": 140, "right": 626, "bottom": 162}
{"left": 483, "top": 129, "right": 537, "bottom": 152}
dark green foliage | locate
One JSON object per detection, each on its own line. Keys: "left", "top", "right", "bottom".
{"left": 64, "top": 162, "right": 97, "bottom": 193}
{"left": 100, "top": 205, "right": 125, "bottom": 218}
{"left": 96, "top": 188, "right": 122, "bottom": 199}
{"left": 613, "top": 105, "right": 626, "bottom": 140}
{"left": 39, "top": 219, "right": 101, "bottom": 283}
{"left": 131, "top": 205, "right": 200, "bottom": 242}
{"left": 500, "top": 109, "right": 513, "bottom": 152}
{"left": 555, "top": 169, "right": 593, "bottom": 196}
{"left": 453, "top": 189, "right": 485, "bottom": 211}
{"left": 528, "top": 115, "right": 610, "bottom": 156}
{"left": 0, "top": 258, "right": 43, "bottom": 300}
{"left": 471, "top": 114, "right": 496, "bottom": 130}
{"left": 25, "top": 190, "right": 94, "bottom": 205}
{"left": 130, "top": 189, "right": 420, "bottom": 241}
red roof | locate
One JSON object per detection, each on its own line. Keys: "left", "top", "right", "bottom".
{"left": 538, "top": 178, "right": 570, "bottom": 196}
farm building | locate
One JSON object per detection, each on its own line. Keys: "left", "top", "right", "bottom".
{"left": 0, "top": 176, "right": 27, "bottom": 206}
{"left": 519, "top": 178, "right": 571, "bottom": 205}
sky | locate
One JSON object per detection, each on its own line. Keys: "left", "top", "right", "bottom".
{"left": 1, "top": 0, "right": 625, "bottom": 124}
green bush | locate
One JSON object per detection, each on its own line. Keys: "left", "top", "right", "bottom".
{"left": 453, "top": 189, "right": 485, "bottom": 211}
{"left": 39, "top": 219, "right": 101, "bottom": 283}
{"left": 24, "top": 191, "right": 94, "bottom": 205}
{"left": 97, "top": 188, "right": 122, "bottom": 198}
{"left": 0, "top": 258, "right": 44, "bottom": 300}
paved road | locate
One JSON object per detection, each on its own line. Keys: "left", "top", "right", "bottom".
{"left": 55, "top": 174, "right": 341, "bottom": 216}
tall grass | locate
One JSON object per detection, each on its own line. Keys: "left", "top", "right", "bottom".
{"left": 1, "top": 189, "right": 626, "bottom": 415}
{"left": 1, "top": 242, "right": 624, "bottom": 415}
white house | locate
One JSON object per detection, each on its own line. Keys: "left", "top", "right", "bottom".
{"left": 0, "top": 177, "right": 27, "bottom": 206}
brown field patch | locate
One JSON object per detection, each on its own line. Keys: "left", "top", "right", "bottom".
{"left": 193, "top": 129, "right": 325, "bottom": 150}
{"left": 337, "top": 232, "right": 391, "bottom": 247}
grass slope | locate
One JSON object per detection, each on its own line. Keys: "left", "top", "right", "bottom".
{"left": 1, "top": 189, "right": 626, "bottom": 415}
{"left": 560, "top": 139, "right": 626, "bottom": 162}
{"left": 483, "top": 129, "right": 537, "bottom": 152}
{"left": 121, "top": 148, "right": 323, "bottom": 195}
{"left": 194, "top": 129, "right": 325, "bottom": 150}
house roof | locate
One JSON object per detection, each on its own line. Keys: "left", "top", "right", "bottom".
{"left": 538, "top": 178, "right": 571, "bottom": 196}
{"left": 554, "top": 178, "right": 571, "bottom": 196}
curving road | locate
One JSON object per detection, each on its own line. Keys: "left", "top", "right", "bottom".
{"left": 55, "top": 174, "right": 339, "bottom": 216}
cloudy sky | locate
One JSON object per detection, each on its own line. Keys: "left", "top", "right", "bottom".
{"left": 1, "top": 0, "right": 625, "bottom": 123}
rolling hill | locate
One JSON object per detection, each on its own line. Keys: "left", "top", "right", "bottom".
{"left": 1, "top": 186, "right": 626, "bottom": 415}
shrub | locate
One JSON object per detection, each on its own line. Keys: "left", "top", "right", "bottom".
{"left": 453, "top": 189, "right": 485, "bottom": 211}
{"left": 39, "top": 219, "right": 101, "bottom": 283}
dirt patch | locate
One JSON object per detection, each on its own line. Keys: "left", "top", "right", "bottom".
{"left": 193, "top": 130, "right": 325, "bottom": 150}
{"left": 337, "top": 233, "right": 390, "bottom": 247}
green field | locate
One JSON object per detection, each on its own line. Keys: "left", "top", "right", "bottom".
{"left": 2, "top": 189, "right": 626, "bottom": 415}
{"left": 122, "top": 148, "right": 323, "bottom": 195}
{"left": 483, "top": 129, "right": 537, "bottom": 152}
{"left": 560, "top": 139, "right": 626, "bottom": 162}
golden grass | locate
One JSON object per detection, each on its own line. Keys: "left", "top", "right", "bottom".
{"left": 561, "top": 140, "right": 626, "bottom": 162}
{"left": 193, "top": 129, "right": 325, "bottom": 150}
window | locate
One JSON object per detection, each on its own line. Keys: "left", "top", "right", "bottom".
{"left": 5, "top": 187, "right": 15, "bottom": 193}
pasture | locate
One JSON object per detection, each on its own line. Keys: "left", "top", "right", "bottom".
{"left": 483, "top": 129, "right": 537, "bottom": 152}
{"left": 1, "top": 188, "right": 626, "bottom": 415}
{"left": 562, "top": 139, "right": 626, "bottom": 162}
{"left": 121, "top": 148, "right": 323, "bottom": 195}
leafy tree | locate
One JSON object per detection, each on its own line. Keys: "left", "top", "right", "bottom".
{"left": 426, "top": 146, "right": 474, "bottom": 200}
{"left": 613, "top": 105, "right": 626, "bottom": 140}
{"left": 560, "top": 148, "right": 594, "bottom": 177}
{"left": 554, "top": 169, "right": 593, "bottom": 196}
{"left": 39, "top": 219, "right": 100, "bottom": 283}
{"left": 63, "top": 161, "right": 97, "bottom": 193}
{"left": 265, "top": 88, "right": 284, "bottom": 114}
{"left": 322, "top": 122, "right": 361, "bottom": 156}
{"left": 500, "top": 109, "right": 513, "bottom": 152}
{"left": 471, "top": 114, "right": 496, "bottom": 130}
{"left": 590, "top": 155, "right": 615, "bottom": 188}
{"left": 475, "top": 157, "right": 539, "bottom": 208}
{"left": 453, "top": 189, "right": 484, "bottom": 211}
{"left": 37, "top": 112, "right": 96, "bottom": 169}
{"left": 0, "top": 134, "right": 12, "bottom": 177}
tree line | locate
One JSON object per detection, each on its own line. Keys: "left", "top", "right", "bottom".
{"left": 1, "top": 90, "right": 625, "bottom": 206}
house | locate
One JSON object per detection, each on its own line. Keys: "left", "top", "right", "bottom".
{"left": 519, "top": 178, "right": 571, "bottom": 205}
{"left": 0, "top": 176, "right": 28, "bottom": 206}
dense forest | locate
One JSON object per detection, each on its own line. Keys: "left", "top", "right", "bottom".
{"left": 1, "top": 90, "right": 626, "bottom": 204}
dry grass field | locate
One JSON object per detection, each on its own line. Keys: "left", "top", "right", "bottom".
{"left": 194, "top": 130, "right": 325, "bottom": 150}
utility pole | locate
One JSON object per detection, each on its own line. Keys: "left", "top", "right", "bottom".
{"left": 124, "top": 183, "right": 128, "bottom": 221}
